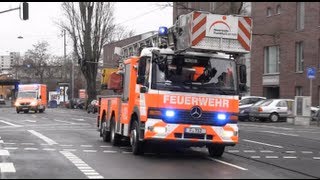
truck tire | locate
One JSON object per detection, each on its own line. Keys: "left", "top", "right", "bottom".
{"left": 24, "top": 110, "right": 29, "bottom": 113}
{"left": 101, "top": 116, "right": 110, "bottom": 142}
{"left": 16, "top": 108, "right": 20, "bottom": 113}
{"left": 208, "top": 144, "right": 225, "bottom": 157}
{"left": 130, "top": 121, "right": 144, "bottom": 155}
{"left": 110, "top": 117, "right": 121, "bottom": 146}
{"left": 39, "top": 109, "right": 44, "bottom": 113}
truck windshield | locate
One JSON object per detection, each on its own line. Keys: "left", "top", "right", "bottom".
{"left": 17, "top": 91, "right": 37, "bottom": 98}
{"left": 151, "top": 54, "right": 237, "bottom": 95}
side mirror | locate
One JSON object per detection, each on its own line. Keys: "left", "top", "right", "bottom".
{"left": 39, "top": 95, "right": 42, "bottom": 99}
{"left": 136, "top": 76, "right": 145, "bottom": 85}
{"left": 239, "top": 64, "right": 247, "bottom": 84}
{"left": 140, "top": 86, "right": 148, "bottom": 93}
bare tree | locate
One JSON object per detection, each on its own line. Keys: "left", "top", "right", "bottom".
{"left": 24, "top": 41, "right": 50, "bottom": 84}
{"left": 59, "top": 2, "right": 118, "bottom": 103}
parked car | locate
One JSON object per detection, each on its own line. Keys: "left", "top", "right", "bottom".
{"left": 87, "top": 100, "right": 98, "bottom": 114}
{"left": 239, "top": 96, "right": 266, "bottom": 121}
{"left": 0, "top": 97, "right": 5, "bottom": 105}
{"left": 249, "top": 99, "right": 294, "bottom": 122}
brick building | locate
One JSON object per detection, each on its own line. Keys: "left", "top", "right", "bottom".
{"left": 251, "top": 2, "right": 320, "bottom": 106}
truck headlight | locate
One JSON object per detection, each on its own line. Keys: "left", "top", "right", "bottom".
{"left": 222, "top": 130, "right": 235, "bottom": 137}
{"left": 15, "top": 102, "right": 20, "bottom": 106}
{"left": 30, "top": 101, "right": 37, "bottom": 106}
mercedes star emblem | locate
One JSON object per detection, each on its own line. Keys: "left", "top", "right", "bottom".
{"left": 190, "top": 106, "right": 202, "bottom": 118}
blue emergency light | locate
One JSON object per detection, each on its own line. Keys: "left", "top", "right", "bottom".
{"left": 217, "top": 113, "right": 227, "bottom": 121}
{"left": 165, "top": 110, "right": 175, "bottom": 117}
{"left": 158, "top": 26, "right": 168, "bottom": 36}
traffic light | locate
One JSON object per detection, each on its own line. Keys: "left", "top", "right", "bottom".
{"left": 21, "top": 2, "right": 28, "bottom": 20}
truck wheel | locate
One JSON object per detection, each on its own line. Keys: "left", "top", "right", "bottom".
{"left": 110, "top": 117, "right": 121, "bottom": 146}
{"left": 130, "top": 121, "right": 144, "bottom": 155}
{"left": 208, "top": 144, "right": 225, "bottom": 157}
{"left": 269, "top": 113, "right": 279, "bottom": 122}
{"left": 101, "top": 116, "right": 110, "bottom": 142}
{"left": 39, "top": 109, "right": 44, "bottom": 113}
{"left": 16, "top": 109, "right": 20, "bottom": 113}
{"left": 24, "top": 110, "right": 29, "bottom": 113}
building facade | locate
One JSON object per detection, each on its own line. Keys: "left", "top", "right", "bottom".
{"left": 0, "top": 52, "right": 20, "bottom": 73}
{"left": 251, "top": 2, "right": 320, "bottom": 106}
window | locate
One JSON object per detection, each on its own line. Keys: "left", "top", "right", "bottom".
{"left": 276, "top": 5, "right": 281, "bottom": 14}
{"left": 267, "top": 7, "right": 272, "bottom": 16}
{"left": 264, "top": 46, "right": 280, "bottom": 74}
{"left": 295, "top": 86, "right": 303, "bottom": 96}
{"left": 276, "top": 101, "right": 287, "bottom": 107}
{"left": 296, "top": 2, "right": 304, "bottom": 30}
{"left": 210, "top": 2, "right": 215, "bottom": 12}
{"left": 296, "top": 42, "right": 304, "bottom": 72}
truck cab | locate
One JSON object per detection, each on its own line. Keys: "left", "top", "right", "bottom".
{"left": 15, "top": 84, "right": 47, "bottom": 113}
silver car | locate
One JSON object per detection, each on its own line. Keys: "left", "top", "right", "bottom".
{"left": 249, "top": 99, "right": 294, "bottom": 122}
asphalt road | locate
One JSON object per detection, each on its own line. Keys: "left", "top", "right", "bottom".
{"left": 0, "top": 107, "right": 320, "bottom": 179}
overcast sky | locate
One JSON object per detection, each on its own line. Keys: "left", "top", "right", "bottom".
{"left": 0, "top": 2, "right": 173, "bottom": 56}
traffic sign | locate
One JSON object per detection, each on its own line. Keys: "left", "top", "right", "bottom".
{"left": 307, "top": 67, "right": 316, "bottom": 79}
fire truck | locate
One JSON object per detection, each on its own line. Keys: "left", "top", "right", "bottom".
{"left": 97, "top": 11, "right": 252, "bottom": 156}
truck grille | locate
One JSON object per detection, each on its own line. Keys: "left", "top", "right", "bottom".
{"left": 20, "top": 102, "right": 30, "bottom": 106}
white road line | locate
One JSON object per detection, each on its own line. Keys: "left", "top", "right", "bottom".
{"left": 4, "top": 147, "right": 18, "bottom": 150}
{"left": 239, "top": 124, "right": 293, "bottom": 130}
{"left": 121, "top": 151, "right": 132, "bottom": 154}
{"left": 250, "top": 156, "right": 260, "bottom": 159}
{"left": 24, "top": 148, "right": 38, "bottom": 151}
{"left": 3, "top": 142, "right": 15, "bottom": 145}
{"left": 243, "top": 150, "right": 256, "bottom": 153}
{"left": 262, "top": 131, "right": 299, "bottom": 137}
{"left": 260, "top": 150, "right": 274, "bottom": 153}
{"left": 301, "top": 151, "right": 313, "bottom": 154}
{"left": 81, "top": 145, "right": 93, "bottom": 147}
{"left": 0, "top": 120, "right": 22, "bottom": 127}
{"left": 285, "top": 151, "right": 296, "bottom": 154}
{"left": 21, "top": 143, "right": 35, "bottom": 145}
{"left": 43, "top": 148, "right": 56, "bottom": 151}
{"left": 207, "top": 157, "right": 248, "bottom": 170}
{"left": 283, "top": 156, "right": 297, "bottom": 159}
{"left": 227, "top": 150, "right": 240, "bottom": 153}
{"left": 63, "top": 149, "right": 77, "bottom": 152}
{"left": 0, "top": 163, "right": 16, "bottom": 173}
{"left": 54, "top": 119, "right": 74, "bottom": 124}
{"left": 0, "top": 140, "right": 4, "bottom": 144}
{"left": 0, "top": 150, "right": 10, "bottom": 156}
{"left": 59, "top": 144, "right": 73, "bottom": 147}
{"left": 266, "top": 156, "right": 279, "bottom": 159}
{"left": 60, "top": 151, "right": 104, "bottom": 179}
{"left": 23, "top": 120, "right": 37, "bottom": 123}
{"left": 83, "top": 150, "right": 97, "bottom": 153}
{"left": 28, "top": 130, "right": 58, "bottom": 145}
{"left": 100, "top": 145, "right": 111, "bottom": 148}
{"left": 103, "top": 150, "right": 117, "bottom": 153}
{"left": 72, "top": 118, "right": 85, "bottom": 121}
{"left": 243, "top": 139, "right": 283, "bottom": 148}
{"left": 313, "top": 157, "right": 320, "bottom": 160}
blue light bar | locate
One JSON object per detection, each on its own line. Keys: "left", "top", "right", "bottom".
{"left": 159, "top": 26, "right": 168, "bottom": 36}
{"left": 217, "top": 113, "right": 227, "bottom": 120}
{"left": 165, "top": 110, "right": 175, "bottom": 117}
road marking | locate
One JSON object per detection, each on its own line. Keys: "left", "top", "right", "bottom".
{"left": 21, "top": 143, "right": 35, "bottom": 145}
{"left": 243, "top": 150, "right": 256, "bottom": 153}
{"left": 83, "top": 150, "right": 97, "bottom": 153}
{"left": 41, "top": 117, "right": 48, "bottom": 119}
{"left": 285, "top": 151, "right": 296, "bottom": 154}
{"left": 72, "top": 118, "right": 85, "bottom": 121}
{"left": 0, "top": 150, "right": 10, "bottom": 156}
{"left": 4, "top": 147, "right": 18, "bottom": 150}
{"left": 283, "top": 156, "right": 297, "bottom": 159}
{"left": 63, "top": 149, "right": 77, "bottom": 152}
{"left": 227, "top": 150, "right": 239, "bottom": 153}
{"left": 60, "top": 151, "right": 104, "bottom": 179}
{"left": 100, "top": 145, "right": 112, "bottom": 148}
{"left": 0, "top": 120, "right": 22, "bottom": 127}
{"left": 260, "top": 150, "right": 274, "bottom": 153}
{"left": 0, "top": 163, "right": 16, "bottom": 173}
{"left": 3, "top": 142, "right": 15, "bottom": 145}
{"left": 28, "top": 130, "right": 58, "bottom": 145}
{"left": 301, "top": 151, "right": 313, "bottom": 154}
{"left": 266, "top": 156, "right": 279, "bottom": 159}
{"left": 262, "top": 131, "right": 299, "bottom": 137}
{"left": 0, "top": 140, "right": 3, "bottom": 144}
{"left": 103, "top": 150, "right": 117, "bottom": 153}
{"left": 43, "top": 148, "right": 56, "bottom": 151}
{"left": 243, "top": 139, "right": 283, "bottom": 148}
{"left": 207, "top": 157, "right": 248, "bottom": 170}
{"left": 24, "top": 148, "right": 38, "bottom": 151}
{"left": 81, "top": 145, "right": 93, "bottom": 147}
{"left": 59, "top": 144, "right": 73, "bottom": 147}
{"left": 23, "top": 120, "right": 37, "bottom": 123}
{"left": 250, "top": 156, "right": 260, "bottom": 159}
{"left": 31, "top": 115, "right": 37, "bottom": 118}
{"left": 121, "top": 151, "right": 132, "bottom": 154}
{"left": 40, "top": 143, "right": 51, "bottom": 146}
{"left": 54, "top": 119, "right": 74, "bottom": 124}
{"left": 313, "top": 157, "right": 320, "bottom": 160}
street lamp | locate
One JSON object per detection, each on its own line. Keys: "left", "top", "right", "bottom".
{"left": 17, "top": 36, "right": 23, "bottom": 39}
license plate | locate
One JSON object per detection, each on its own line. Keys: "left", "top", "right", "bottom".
{"left": 184, "top": 127, "right": 206, "bottom": 134}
